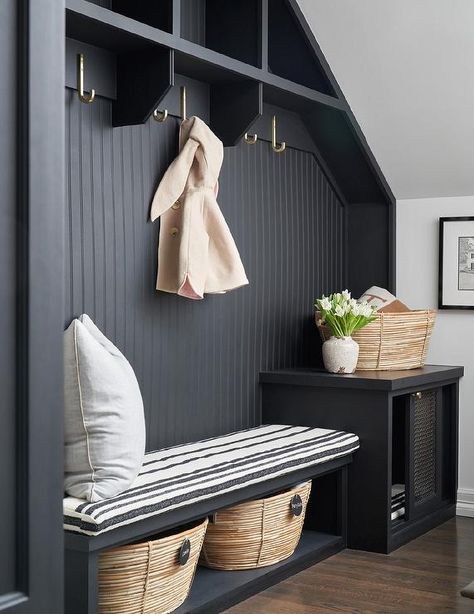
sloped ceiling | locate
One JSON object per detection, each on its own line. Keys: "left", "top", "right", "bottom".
{"left": 297, "top": 0, "right": 474, "bottom": 199}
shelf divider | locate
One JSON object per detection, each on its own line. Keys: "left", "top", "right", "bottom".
{"left": 210, "top": 81, "right": 263, "bottom": 147}
{"left": 113, "top": 48, "right": 174, "bottom": 126}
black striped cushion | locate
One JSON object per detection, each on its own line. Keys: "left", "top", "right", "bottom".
{"left": 63, "top": 424, "right": 359, "bottom": 536}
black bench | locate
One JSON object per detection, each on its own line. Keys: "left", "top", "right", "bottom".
{"left": 64, "top": 424, "right": 359, "bottom": 613}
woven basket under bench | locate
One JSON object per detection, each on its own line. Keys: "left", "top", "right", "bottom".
{"left": 316, "top": 310, "right": 436, "bottom": 371}
{"left": 200, "top": 481, "right": 311, "bottom": 570}
{"left": 98, "top": 517, "right": 208, "bottom": 614}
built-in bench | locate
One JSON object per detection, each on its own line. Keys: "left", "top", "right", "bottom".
{"left": 64, "top": 424, "right": 359, "bottom": 614}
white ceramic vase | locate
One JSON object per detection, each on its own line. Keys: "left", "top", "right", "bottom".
{"left": 322, "top": 336, "right": 359, "bottom": 374}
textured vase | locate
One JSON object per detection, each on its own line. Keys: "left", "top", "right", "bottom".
{"left": 322, "top": 336, "right": 359, "bottom": 374}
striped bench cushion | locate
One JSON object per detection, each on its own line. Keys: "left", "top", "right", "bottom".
{"left": 63, "top": 424, "right": 359, "bottom": 536}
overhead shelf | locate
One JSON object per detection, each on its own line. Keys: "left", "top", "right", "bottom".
{"left": 66, "top": 0, "right": 345, "bottom": 112}
{"left": 65, "top": 0, "right": 395, "bottom": 207}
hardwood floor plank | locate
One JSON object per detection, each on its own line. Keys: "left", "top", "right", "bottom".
{"left": 225, "top": 518, "right": 474, "bottom": 614}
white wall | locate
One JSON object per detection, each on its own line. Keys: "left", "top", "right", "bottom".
{"left": 297, "top": 0, "right": 474, "bottom": 199}
{"left": 397, "top": 196, "right": 474, "bottom": 517}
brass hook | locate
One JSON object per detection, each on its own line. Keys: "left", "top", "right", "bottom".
{"left": 77, "top": 53, "right": 95, "bottom": 104}
{"left": 271, "top": 115, "right": 286, "bottom": 153}
{"left": 153, "top": 108, "right": 169, "bottom": 123}
{"left": 180, "top": 86, "right": 187, "bottom": 121}
{"left": 243, "top": 132, "right": 258, "bottom": 144}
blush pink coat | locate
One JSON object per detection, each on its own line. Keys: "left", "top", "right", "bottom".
{"left": 150, "top": 116, "right": 249, "bottom": 299}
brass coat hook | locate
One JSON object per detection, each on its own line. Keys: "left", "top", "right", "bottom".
{"left": 77, "top": 53, "right": 95, "bottom": 104}
{"left": 153, "top": 108, "right": 169, "bottom": 122}
{"left": 271, "top": 115, "right": 286, "bottom": 153}
{"left": 180, "top": 86, "right": 187, "bottom": 121}
{"left": 243, "top": 132, "right": 258, "bottom": 144}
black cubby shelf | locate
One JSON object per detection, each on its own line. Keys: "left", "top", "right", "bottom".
{"left": 65, "top": 0, "right": 345, "bottom": 115}
{"left": 65, "top": 0, "right": 395, "bottom": 213}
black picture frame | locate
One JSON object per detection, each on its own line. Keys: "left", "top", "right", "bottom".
{"left": 439, "top": 216, "right": 474, "bottom": 310}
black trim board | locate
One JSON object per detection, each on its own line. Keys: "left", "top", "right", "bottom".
{"left": 4, "top": 0, "right": 65, "bottom": 612}
{"left": 260, "top": 365, "right": 464, "bottom": 392}
{"left": 65, "top": 454, "right": 352, "bottom": 552}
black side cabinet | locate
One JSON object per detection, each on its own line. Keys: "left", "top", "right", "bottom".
{"left": 261, "top": 365, "right": 463, "bottom": 553}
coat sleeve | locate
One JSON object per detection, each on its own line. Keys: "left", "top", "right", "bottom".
{"left": 150, "top": 138, "right": 200, "bottom": 222}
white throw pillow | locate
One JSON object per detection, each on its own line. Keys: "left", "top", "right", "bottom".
{"left": 64, "top": 314, "right": 146, "bottom": 502}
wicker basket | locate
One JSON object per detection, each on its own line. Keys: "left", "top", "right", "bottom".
{"left": 200, "top": 481, "right": 311, "bottom": 570}
{"left": 315, "top": 309, "right": 436, "bottom": 371}
{"left": 98, "top": 517, "right": 208, "bottom": 614}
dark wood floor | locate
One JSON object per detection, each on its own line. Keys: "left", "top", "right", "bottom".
{"left": 226, "top": 518, "right": 474, "bottom": 614}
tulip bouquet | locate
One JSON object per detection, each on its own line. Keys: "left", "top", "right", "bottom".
{"left": 315, "top": 290, "right": 377, "bottom": 338}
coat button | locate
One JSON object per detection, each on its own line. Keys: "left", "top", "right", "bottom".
{"left": 170, "top": 227, "right": 179, "bottom": 237}
{"left": 171, "top": 201, "right": 181, "bottom": 210}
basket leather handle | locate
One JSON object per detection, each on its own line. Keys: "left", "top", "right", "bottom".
{"left": 179, "top": 538, "right": 191, "bottom": 565}
{"left": 290, "top": 494, "right": 303, "bottom": 517}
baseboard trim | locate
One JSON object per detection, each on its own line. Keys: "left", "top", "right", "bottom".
{"left": 457, "top": 488, "right": 474, "bottom": 518}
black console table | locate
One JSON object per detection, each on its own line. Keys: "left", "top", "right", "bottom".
{"left": 261, "top": 365, "right": 463, "bottom": 553}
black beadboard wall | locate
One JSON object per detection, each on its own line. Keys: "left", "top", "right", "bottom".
{"left": 65, "top": 90, "right": 346, "bottom": 450}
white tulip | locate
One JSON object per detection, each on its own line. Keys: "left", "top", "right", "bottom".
{"left": 342, "top": 289, "right": 351, "bottom": 300}
{"left": 351, "top": 304, "right": 361, "bottom": 316}
{"left": 320, "top": 297, "right": 332, "bottom": 311}
{"left": 361, "top": 304, "right": 373, "bottom": 317}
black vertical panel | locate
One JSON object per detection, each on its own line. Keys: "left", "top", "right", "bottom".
{"left": 348, "top": 202, "right": 390, "bottom": 296}
{"left": 0, "top": 0, "right": 17, "bottom": 595}
{"left": 8, "top": 0, "right": 65, "bottom": 612}
{"left": 206, "top": 0, "right": 260, "bottom": 65}
{"left": 65, "top": 94, "right": 345, "bottom": 450}
{"left": 180, "top": 0, "right": 206, "bottom": 44}
{"left": 268, "top": 0, "right": 335, "bottom": 95}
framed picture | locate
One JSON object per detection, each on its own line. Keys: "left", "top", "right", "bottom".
{"left": 439, "top": 216, "right": 474, "bottom": 309}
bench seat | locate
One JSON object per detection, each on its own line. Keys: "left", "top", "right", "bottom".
{"left": 63, "top": 424, "right": 359, "bottom": 536}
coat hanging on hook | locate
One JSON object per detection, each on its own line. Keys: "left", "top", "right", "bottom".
{"left": 150, "top": 116, "right": 249, "bottom": 299}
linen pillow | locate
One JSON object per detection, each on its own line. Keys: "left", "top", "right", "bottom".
{"left": 359, "top": 286, "right": 410, "bottom": 313}
{"left": 64, "top": 314, "right": 146, "bottom": 502}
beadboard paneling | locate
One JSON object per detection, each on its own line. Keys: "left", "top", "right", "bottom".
{"left": 180, "top": 0, "right": 206, "bottom": 44}
{"left": 65, "top": 90, "right": 346, "bottom": 449}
